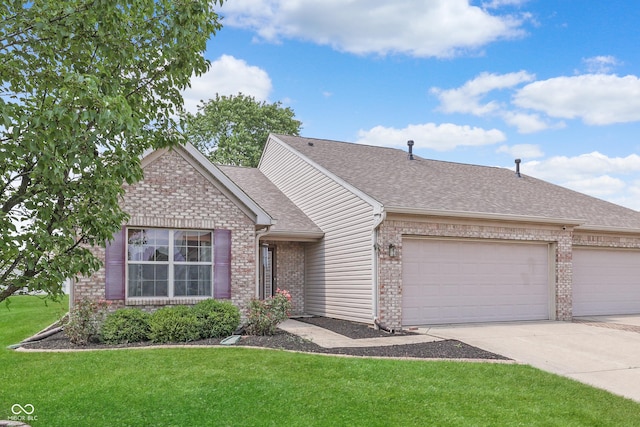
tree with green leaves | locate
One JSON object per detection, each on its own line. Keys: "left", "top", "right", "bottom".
{"left": 0, "top": 0, "right": 223, "bottom": 303}
{"left": 183, "top": 93, "right": 302, "bottom": 167}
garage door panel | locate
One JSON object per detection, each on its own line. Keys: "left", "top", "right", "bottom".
{"left": 573, "top": 248, "right": 640, "bottom": 316}
{"left": 461, "top": 264, "right": 477, "bottom": 275}
{"left": 402, "top": 239, "right": 549, "bottom": 325}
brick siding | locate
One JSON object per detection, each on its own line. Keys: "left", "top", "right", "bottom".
{"left": 74, "top": 148, "right": 257, "bottom": 318}
{"left": 377, "top": 215, "right": 574, "bottom": 330}
{"left": 262, "top": 240, "right": 306, "bottom": 315}
{"left": 573, "top": 231, "right": 640, "bottom": 249}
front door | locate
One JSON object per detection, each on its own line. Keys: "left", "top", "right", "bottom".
{"left": 259, "top": 245, "right": 276, "bottom": 299}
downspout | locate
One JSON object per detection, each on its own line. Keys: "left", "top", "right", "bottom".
{"left": 371, "top": 209, "right": 386, "bottom": 326}
{"left": 255, "top": 226, "right": 271, "bottom": 299}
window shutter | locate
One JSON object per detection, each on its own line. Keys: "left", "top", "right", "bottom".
{"left": 214, "top": 229, "right": 232, "bottom": 299}
{"left": 105, "top": 228, "right": 126, "bottom": 300}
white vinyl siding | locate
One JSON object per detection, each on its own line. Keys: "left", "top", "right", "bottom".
{"left": 260, "top": 139, "right": 375, "bottom": 322}
{"left": 573, "top": 247, "right": 640, "bottom": 316}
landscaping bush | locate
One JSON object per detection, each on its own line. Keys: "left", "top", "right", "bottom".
{"left": 246, "top": 289, "right": 292, "bottom": 336}
{"left": 101, "top": 309, "right": 151, "bottom": 344}
{"left": 193, "top": 299, "right": 240, "bottom": 338}
{"left": 65, "top": 299, "right": 110, "bottom": 345}
{"left": 148, "top": 305, "right": 201, "bottom": 343}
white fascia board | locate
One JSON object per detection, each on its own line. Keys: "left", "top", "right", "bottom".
{"left": 177, "top": 143, "right": 273, "bottom": 227}
{"left": 264, "top": 134, "right": 385, "bottom": 216}
{"left": 385, "top": 206, "right": 585, "bottom": 227}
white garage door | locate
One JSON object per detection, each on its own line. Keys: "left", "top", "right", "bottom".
{"left": 573, "top": 248, "right": 640, "bottom": 316}
{"left": 402, "top": 239, "right": 550, "bottom": 326}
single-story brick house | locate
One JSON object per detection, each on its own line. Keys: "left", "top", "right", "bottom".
{"left": 74, "top": 134, "right": 640, "bottom": 330}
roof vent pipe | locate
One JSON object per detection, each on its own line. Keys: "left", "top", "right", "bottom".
{"left": 515, "top": 158, "right": 522, "bottom": 178}
{"left": 407, "top": 140, "right": 414, "bottom": 160}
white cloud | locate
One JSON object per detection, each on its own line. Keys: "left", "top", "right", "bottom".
{"left": 562, "top": 175, "right": 626, "bottom": 197}
{"left": 182, "top": 55, "right": 272, "bottom": 114}
{"left": 434, "top": 71, "right": 640, "bottom": 132}
{"left": 582, "top": 55, "right": 621, "bottom": 74}
{"left": 356, "top": 123, "right": 506, "bottom": 151}
{"left": 482, "top": 0, "right": 529, "bottom": 9}
{"left": 519, "top": 152, "right": 640, "bottom": 209}
{"left": 620, "top": 180, "right": 640, "bottom": 210}
{"left": 513, "top": 74, "right": 640, "bottom": 125}
{"left": 496, "top": 143, "right": 544, "bottom": 159}
{"left": 432, "top": 71, "right": 536, "bottom": 115}
{"left": 525, "top": 152, "right": 640, "bottom": 178}
{"left": 220, "top": 0, "right": 530, "bottom": 58}
{"left": 500, "top": 111, "right": 561, "bottom": 133}
{"left": 431, "top": 71, "right": 560, "bottom": 133}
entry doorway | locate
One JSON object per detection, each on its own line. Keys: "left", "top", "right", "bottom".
{"left": 259, "top": 245, "right": 276, "bottom": 299}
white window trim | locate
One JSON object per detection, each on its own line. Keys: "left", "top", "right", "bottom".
{"left": 125, "top": 228, "right": 214, "bottom": 302}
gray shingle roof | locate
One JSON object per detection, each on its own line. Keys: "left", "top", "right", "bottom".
{"left": 218, "top": 165, "right": 323, "bottom": 239}
{"left": 274, "top": 134, "right": 640, "bottom": 231}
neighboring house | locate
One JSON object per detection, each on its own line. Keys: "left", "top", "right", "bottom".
{"left": 74, "top": 134, "right": 640, "bottom": 330}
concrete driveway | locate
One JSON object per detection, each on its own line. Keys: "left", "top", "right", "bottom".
{"left": 423, "top": 315, "right": 640, "bottom": 403}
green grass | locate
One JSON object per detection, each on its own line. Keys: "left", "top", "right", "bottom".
{"left": 0, "top": 294, "right": 69, "bottom": 346}
{"left": 1, "top": 296, "right": 640, "bottom": 426}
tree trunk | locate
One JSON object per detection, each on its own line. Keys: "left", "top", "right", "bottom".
{"left": 0, "top": 284, "right": 22, "bottom": 303}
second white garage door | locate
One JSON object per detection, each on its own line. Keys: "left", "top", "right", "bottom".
{"left": 402, "top": 239, "right": 550, "bottom": 326}
{"left": 573, "top": 248, "right": 640, "bottom": 316}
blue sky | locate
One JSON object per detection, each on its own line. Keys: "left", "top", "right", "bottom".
{"left": 182, "top": 0, "right": 640, "bottom": 210}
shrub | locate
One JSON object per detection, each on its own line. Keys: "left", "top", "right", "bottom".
{"left": 65, "top": 299, "right": 110, "bottom": 345}
{"left": 246, "top": 289, "right": 292, "bottom": 336}
{"left": 101, "top": 309, "right": 151, "bottom": 344}
{"left": 193, "top": 299, "right": 240, "bottom": 338}
{"left": 148, "top": 306, "right": 200, "bottom": 343}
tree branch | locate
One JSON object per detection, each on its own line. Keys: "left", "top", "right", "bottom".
{"left": 0, "top": 284, "right": 22, "bottom": 302}
{"left": 2, "top": 164, "right": 33, "bottom": 214}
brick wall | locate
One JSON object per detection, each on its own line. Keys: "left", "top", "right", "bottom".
{"left": 262, "top": 240, "right": 306, "bottom": 315}
{"left": 74, "top": 148, "right": 258, "bottom": 317}
{"left": 573, "top": 231, "right": 640, "bottom": 248}
{"left": 377, "top": 215, "right": 573, "bottom": 329}
{"left": 74, "top": 245, "right": 108, "bottom": 303}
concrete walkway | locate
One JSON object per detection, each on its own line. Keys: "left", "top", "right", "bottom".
{"left": 423, "top": 316, "right": 640, "bottom": 403}
{"left": 279, "top": 319, "right": 442, "bottom": 348}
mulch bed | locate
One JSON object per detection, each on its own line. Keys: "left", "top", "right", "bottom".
{"left": 296, "top": 316, "right": 416, "bottom": 339}
{"left": 18, "top": 317, "right": 509, "bottom": 361}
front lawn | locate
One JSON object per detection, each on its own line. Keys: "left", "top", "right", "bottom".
{"left": 0, "top": 294, "right": 69, "bottom": 347}
{"left": 1, "top": 295, "right": 639, "bottom": 426}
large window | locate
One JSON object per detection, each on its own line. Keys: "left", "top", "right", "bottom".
{"left": 127, "top": 228, "right": 213, "bottom": 298}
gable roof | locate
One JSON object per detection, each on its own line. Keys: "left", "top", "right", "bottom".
{"left": 142, "top": 143, "right": 273, "bottom": 227}
{"left": 218, "top": 165, "right": 324, "bottom": 241}
{"left": 272, "top": 134, "right": 640, "bottom": 231}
